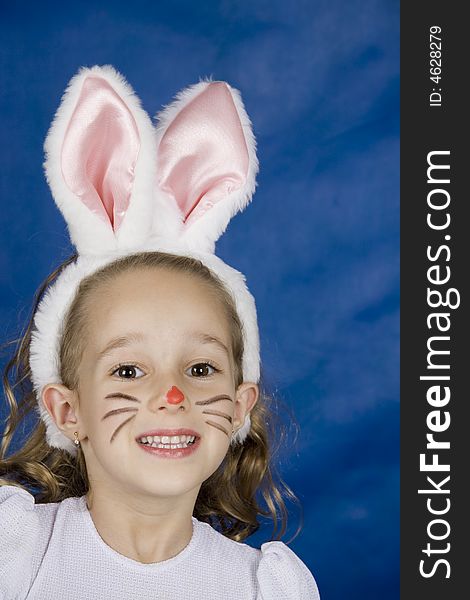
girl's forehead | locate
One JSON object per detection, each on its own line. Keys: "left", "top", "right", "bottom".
{"left": 87, "top": 268, "right": 231, "bottom": 344}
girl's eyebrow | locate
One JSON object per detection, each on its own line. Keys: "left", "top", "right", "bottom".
{"left": 97, "top": 331, "right": 230, "bottom": 361}
{"left": 186, "top": 331, "right": 230, "bottom": 358}
{"left": 97, "top": 332, "right": 148, "bottom": 362}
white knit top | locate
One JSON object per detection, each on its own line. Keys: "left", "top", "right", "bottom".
{"left": 0, "top": 485, "right": 320, "bottom": 599}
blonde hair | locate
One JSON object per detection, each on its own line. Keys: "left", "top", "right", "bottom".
{"left": 1, "top": 251, "right": 303, "bottom": 542}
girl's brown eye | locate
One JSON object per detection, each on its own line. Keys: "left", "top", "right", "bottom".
{"left": 189, "top": 363, "right": 217, "bottom": 377}
{"left": 112, "top": 364, "right": 144, "bottom": 379}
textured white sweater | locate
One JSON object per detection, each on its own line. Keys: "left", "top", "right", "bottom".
{"left": 0, "top": 485, "right": 320, "bottom": 599}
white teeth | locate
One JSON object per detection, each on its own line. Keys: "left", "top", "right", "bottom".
{"left": 151, "top": 442, "right": 190, "bottom": 449}
{"left": 139, "top": 434, "right": 196, "bottom": 447}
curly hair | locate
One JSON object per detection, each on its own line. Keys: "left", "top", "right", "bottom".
{"left": 1, "top": 251, "right": 303, "bottom": 543}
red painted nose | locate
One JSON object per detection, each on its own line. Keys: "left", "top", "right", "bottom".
{"left": 166, "top": 385, "right": 185, "bottom": 404}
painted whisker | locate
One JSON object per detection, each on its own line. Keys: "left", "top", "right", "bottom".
{"left": 105, "top": 393, "right": 140, "bottom": 402}
{"left": 195, "top": 394, "right": 233, "bottom": 406}
{"left": 202, "top": 409, "right": 232, "bottom": 423}
{"left": 110, "top": 414, "right": 137, "bottom": 443}
{"left": 102, "top": 407, "right": 139, "bottom": 421}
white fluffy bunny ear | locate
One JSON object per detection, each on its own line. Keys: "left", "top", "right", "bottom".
{"left": 154, "top": 80, "right": 259, "bottom": 254}
{"left": 43, "top": 64, "right": 162, "bottom": 256}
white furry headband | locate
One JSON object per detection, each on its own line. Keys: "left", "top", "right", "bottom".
{"left": 30, "top": 64, "right": 260, "bottom": 457}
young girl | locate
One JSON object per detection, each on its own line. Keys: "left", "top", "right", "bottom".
{"left": 0, "top": 65, "right": 320, "bottom": 599}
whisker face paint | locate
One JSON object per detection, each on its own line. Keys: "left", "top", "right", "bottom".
{"left": 196, "top": 395, "right": 233, "bottom": 437}
{"left": 195, "top": 394, "right": 233, "bottom": 406}
{"left": 102, "top": 391, "right": 234, "bottom": 448}
{"left": 105, "top": 393, "right": 140, "bottom": 402}
{"left": 205, "top": 420, "right": 230, "bottom": 437}
{"left": 110, "top": 414, "right": 137, "bottom": 443}
{"left": 102, "top": 407, "right": 139, "bottom": 421}
{"left": 202, "top": 409, "right": 232, "bottom": 423}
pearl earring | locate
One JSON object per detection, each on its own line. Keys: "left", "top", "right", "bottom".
{"left": 73, "top": 431, "right": 80, "bottom": 446}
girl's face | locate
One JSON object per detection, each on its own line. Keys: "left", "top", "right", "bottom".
{"left": 68, "top": 267, "right": 257, "bottom": 505}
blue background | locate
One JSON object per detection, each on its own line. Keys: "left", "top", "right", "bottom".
{"left": 0, "top": 1, "right": 399, "bottom": 598}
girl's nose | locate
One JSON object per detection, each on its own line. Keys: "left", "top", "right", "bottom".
{"left": 165, "top": 385, "right": 185, "bottom": 404}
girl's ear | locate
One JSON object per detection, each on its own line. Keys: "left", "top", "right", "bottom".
{"left": 43, "top": 65, "right": 158, "bottom": 256}
{"left": 41, "top": 384, "right": 79, "bottom": 439}
{"left": 234, "top": 382, "right": 259, "bottom": 428}
{"left": 154, "top": 80, "right": 259, "bottom": 253}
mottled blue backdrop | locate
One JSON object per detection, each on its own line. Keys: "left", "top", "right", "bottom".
{"left": 0, "top": 1, "right": 399, "bottom": 598}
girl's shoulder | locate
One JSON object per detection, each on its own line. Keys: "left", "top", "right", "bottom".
{"left": 0, "top": 484, "right": 60, "bottom": 599}
{"left": 199, "top": 521, "right": 320, "bottom": 599}
{"left": 257, "top": 540, "right": 321, "bottom": 599}
{"left": 0, "top": 488, "right": 320, "bottom": 599}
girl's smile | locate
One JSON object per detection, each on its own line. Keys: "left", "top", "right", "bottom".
{"left": 136, "top": 435, "right": 202, "bottom": 459}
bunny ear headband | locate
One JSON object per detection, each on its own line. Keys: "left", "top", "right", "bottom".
{"left": 29, "top": 64, "right": 260, "bottom": 457}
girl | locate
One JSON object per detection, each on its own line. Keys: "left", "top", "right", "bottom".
{"left": 0, "top": 65, "right": 320, "bottom": 599}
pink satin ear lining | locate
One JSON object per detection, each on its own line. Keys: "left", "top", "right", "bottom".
{"left": 157, "top": 82, "right": 249, "bottom": 227}
{"left": 61, "top": 76, "right": 140, "bottom": 232}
